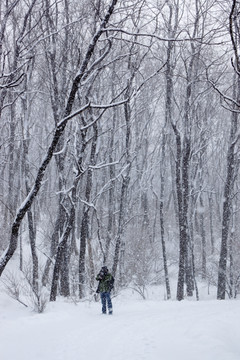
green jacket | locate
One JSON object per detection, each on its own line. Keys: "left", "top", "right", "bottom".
{"left": 96, "top": 273, "right": 114, "bottom": 293}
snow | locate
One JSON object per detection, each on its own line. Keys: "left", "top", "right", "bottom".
{"left": 0, "top": 288, "right": 240, "bottom": 360}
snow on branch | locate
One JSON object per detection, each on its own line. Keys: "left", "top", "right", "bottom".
{"left": 102, "top": 28, "right": 223, "bottom": 45}
{"left": 79, "top": 199, "right": 97, "bottom": 210}
{"left": 57, "top": 99, "right": 128, "bottom": 130}
{"left": 0, "top": 73, "right": 25, "bottom": 89}
{"left": 88, "top": 161, "right": 119, "bottom": 170}
{"left": 208, "top": 78, "right": 240, "bottom": 110}
{"left": 53, "top": 138, "right": 71, "bottom": 156}
{"left": 91, "top": 98, "right": 129, "bottom": 110}
{"left": 57, "top": 103, "right": 90, "bottom": 128}
{"left": 92, "top": 163, "right": 130, "bottom": 203}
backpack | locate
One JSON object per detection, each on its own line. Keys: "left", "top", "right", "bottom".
{"left": 108, "top": 276, "right": 114, "bottom": 291}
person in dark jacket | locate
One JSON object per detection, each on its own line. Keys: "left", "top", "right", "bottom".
{"left": 96, "top": 266, "right": 114, "bottom": 314}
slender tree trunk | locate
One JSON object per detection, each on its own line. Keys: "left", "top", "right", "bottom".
{"left": 112, "top": 174, "right": 130, "bottom": 278}
{"left": 79, "top": 121, "right": 98, "bottom": 298}
{"left": 50, "top": 207, "right": 75, "bottom": 301}
{"left": 60, "top": 243, "right": 70, "bottom": 297}
{"left": 229, "top": 215, "right": 234, "bottom": 298}
{"left": 159, "top": 8, "right": 177, "bottom": 299}
{"left": 217, "top": 119, "right": 238, "bottom": 299}
{"left": 87, "top": 237, "right": 96, "bottom": 294}
{"left": 199, "top": 194, "right": 206, "bottom": 279}
{"left": 160, "top": 119, "right": 171, "bottom": 299}
{"left": 21, "top": 72, "right": 39, "bottom": 293}
{"left": 217, "top": 67, "right": 239, "bottom": 299}
{"left": 112, "top": 88, "right": 131, "bottom": 278}
{"left": 104, "top": 78, "right": 117, "bottom": 263}
{"left": 208, "top": 192, "right": 215, "bottom": 255}
{"left": 172, "top": 124, "right": 185, "bottom": 301}
{"left": 42, "top": 205, "right": 66, "bottom": 286}
{"left": 183, "top": 139, "right": 194, "bottom": 297}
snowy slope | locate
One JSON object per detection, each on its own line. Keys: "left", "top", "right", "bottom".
{"left": 0, "top": 290, "right": 240, "bottom": 360}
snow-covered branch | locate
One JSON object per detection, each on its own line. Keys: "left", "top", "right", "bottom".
{"left": 102, "top": 28, "right": 223, "bottom": 45}
{"left": 88, "top": 161, "right": 119, "bottom": 170}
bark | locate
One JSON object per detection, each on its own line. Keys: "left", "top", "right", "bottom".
{"left": 87, "top": 237, "right": 96, "bottom": 294}
{"left": 59, "top": 242, "right": 70, "bottom": 297}
{"left": 42, "top": 205, "right": 66, "bottom": 287}
{"left": 112, "top": 96, "right": 131, "bottom": 278}
{"left": 217, "top": 119, "right": 238, "bottom": 299}
{"left": 112, "top": 174, "right": 130, "bottom": 278}
{"left": 183, "top": 140, "right": 194, "bottom": 297}
{"left": 159, "top": 5, "right": 178, "bottom": 299}
{"left": 172, "top": 124, "right": 185, "bottom": 301}
{"left": 42, "top": 0, "right": 72, "bottom": 291}
{"left": 79, "top": 120, "right": 98, "bottom": 298}
{"left": 208, "top": 192, "right": 215, "bottom": 255}
{"left": 50, "top": 207, "right": 75, "bottom": 301}
{"left": 104, "top": 72, "right": 117, "bottom": 263}
{"left": 21, "top": 76, "right": 39, "bottom": 294}
{"left": 229, "top": 216, "right": 234, "bottom": 298}
{"left": 199, "top": 195, "right": 206, "bottom": 279}
{"left": 27, "top": 208, "right": 38, "bottom": 294}
{"left": 217, "top": 1, "right": 240, "bottom": 298}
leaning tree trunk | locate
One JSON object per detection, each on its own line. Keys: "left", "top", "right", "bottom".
{"left": 0, "top": 0, "right": 119, "bottom": 276}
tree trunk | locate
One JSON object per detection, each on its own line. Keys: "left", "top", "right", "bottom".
{"left": 79, "top": 120, "right": 98, "bottom": 298}
{"left": 217, "top": 51, "right": 239, "bottom": 299}
{"left": 112, "top": 94, "right": 131, "bottom": 278}
{"left": 42, "top": 205, "right": 66, "bottom": 287}
{"left": 50, "top": 207, "right": 75, "bottom": 301}
{"left": 217, "top": 121, "right": 237, "bottom": 299}
{"left": 199, "top": 194, "right": 206, "bottom": 279}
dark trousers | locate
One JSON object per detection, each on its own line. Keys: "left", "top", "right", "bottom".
{"left": 100, "top": 292, "right": 112, "bottom": 314}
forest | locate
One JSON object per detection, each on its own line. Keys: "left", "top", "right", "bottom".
{"left": 0, "top": 0, "right": 240, "bottom": 309}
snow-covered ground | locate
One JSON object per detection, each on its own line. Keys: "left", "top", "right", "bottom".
{"left": 0, "top": 287, "right": 240, "bottom": 360}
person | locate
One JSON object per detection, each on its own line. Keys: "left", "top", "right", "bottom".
{"left": 96, "top": 266, "right": 114, "bottom": 315}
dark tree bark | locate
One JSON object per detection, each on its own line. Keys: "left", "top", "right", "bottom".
{"left": 199, "top": 194, "right": 206, "bottom": 279}
{"left": 217, "top": 111, "right": 238, "bottom": 299}
{"left": 172, "top": 125, "right": 185, "bottom": 301}
{"left": 42, "top": 205, "right": 66, "bottom": 287}
{"left": 79, "top": 120, "right": 98, "bottom": 298}
{"left": 112, "top": 96, "right": 131, "bottom": 278}
{"left": 50, "top": 207, "right": 75, "bottom": 301}
{"left": 217, "top": 1, "right": 240, "bottom": 299}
